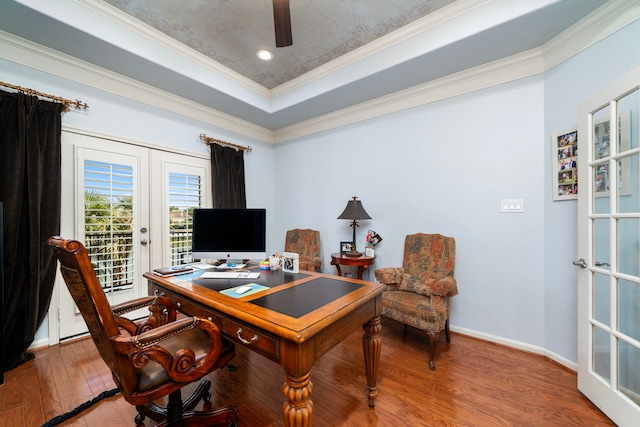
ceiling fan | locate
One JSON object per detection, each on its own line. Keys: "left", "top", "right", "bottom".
{"left": 272, "top": 0, "right": 293, "bottom": 47}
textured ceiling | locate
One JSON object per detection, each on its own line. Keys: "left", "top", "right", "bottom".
{"left": 102, "top": 0, "right": 457, "bottom": 89}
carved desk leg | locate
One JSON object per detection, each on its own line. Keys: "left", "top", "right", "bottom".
{"left": 362, "top": 316, "right": 382, "bottom": 407}
{"left": 283, "top": 372, "right": 314, "bottom": 426}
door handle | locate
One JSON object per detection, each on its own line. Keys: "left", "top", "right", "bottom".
{"left": 140, "top": 239, "right": 149, "bottom": 246}
{"left": 572, "top": 258, "right": 587, "bottom": 268}
{"left": 595, "top": 261, "right": 610, "bottom": 267}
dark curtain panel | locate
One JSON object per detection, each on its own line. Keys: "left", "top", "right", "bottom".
{"left": 210, "top": 143, "right": 246, "bottom": 208}
{"left": 0, "top": 90, "right": 63, "bottom": 372}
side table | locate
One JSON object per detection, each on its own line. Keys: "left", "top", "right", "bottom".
{"left": 330, "top": 252, "right": 375, "bottom": 280}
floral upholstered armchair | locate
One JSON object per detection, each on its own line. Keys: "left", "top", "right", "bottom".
{"left": 284, "top": 229, "right": 322, "bottom": 272}
{"left": 374, "top": 233, "right": 458, "bottom": 370}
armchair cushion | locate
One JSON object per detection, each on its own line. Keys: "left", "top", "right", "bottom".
{"left": 381, "top": 291, "right": 441, "bottom": 331}
{"left": 397, "top": 273, "right": 458, "bottom": 298}
{"left": 133, "top": 325, "right": 234, "bottom": 392}
{"left": 135, "top": 327, "right": 213, "bottom": 392}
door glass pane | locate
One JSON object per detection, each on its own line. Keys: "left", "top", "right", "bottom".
{"left": 593, "top": 273, "right": 610, "bottom": 326}
{"left": 593, "top": 218, "right": 610, "bottom": 271}
{"left": 84, "top": 160, "right": 134, "bottom": 293}
{"left": 593, "top": 105, "right": 611, "bottom": 214}
{"left": 593, "top": 326, "right": 611, "bottom": 382}
{"left": 168, "top": 172, "right": 202, "bottom": 266}
{"left": 593, "top": 105, "right": 611, "bottom": 159}
{"left": 618, "top": 218, "right": 640, "bottom": 277}
{"left": 617, "top": 89, "right": 639, "bottom": 151}
{"left": 619, "top": 340, "right": 640, "bottom": 405}
{"left": 618, "top": 154, "right": 639, "bottom": 214}
{"left": 619, "top": 279, "right": 640, "bottom": 341}
{"left": 593, "top": 162, "right": 611, "bottom": 214}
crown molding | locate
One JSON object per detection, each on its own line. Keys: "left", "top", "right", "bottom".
{"left": 542, "top": 0, "right": 640, "bottom": 71}
{"left": 0, "top": 30, "right": 274, "bottom": 143}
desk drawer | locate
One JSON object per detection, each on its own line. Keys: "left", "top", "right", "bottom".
{"left": 149, "top": 282, "right": 280, "bottom": 361}
{"left": 224, "top": 319, "right": 280, "bottom": 361}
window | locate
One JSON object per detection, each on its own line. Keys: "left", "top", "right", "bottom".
{"left": 83, "top": 160, "right": 134, "bottom": 292}
{"left": 168, "top": 172, "right": 202, "bottom": 266}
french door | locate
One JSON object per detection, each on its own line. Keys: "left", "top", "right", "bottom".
{"left": 577, "top": 65, "right": 640, "bottom": 426}
{"left": 56, "top": 130, "right": 209, "bottom": 340}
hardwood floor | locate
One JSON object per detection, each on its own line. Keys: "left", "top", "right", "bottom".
{"left": 1, "top": 317, "right": 614, "bottom": 426}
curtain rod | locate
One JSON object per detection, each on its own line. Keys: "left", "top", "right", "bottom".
{"left": 199, "top": 133, "right": 252, "bottom": 152}
{"left": 0, "top": 81, "right": 89, "bottom": 112}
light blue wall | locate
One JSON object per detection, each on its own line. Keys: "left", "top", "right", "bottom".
{"left": 273, "top": 75, "right": 547, "bottom": 348}
{"left": 543, "top": 20, "right": 640, "bottom": 362}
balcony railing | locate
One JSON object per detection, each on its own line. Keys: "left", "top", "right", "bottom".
{"left": 170, "top": 230, "right": 193, "bottom": 266}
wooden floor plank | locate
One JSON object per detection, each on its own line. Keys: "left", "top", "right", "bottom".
{"left": 20, "top": 364, "right": 45, "bottom": 427}
{"left": 1, "top": 317, "right": 614, "bottom": 426}
{"left": 34, "top": 347, "right": 64, "bottom": 423}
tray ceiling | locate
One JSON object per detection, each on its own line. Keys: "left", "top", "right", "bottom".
{"left": 0, "top": 0, "right": 609, "bottom": 133}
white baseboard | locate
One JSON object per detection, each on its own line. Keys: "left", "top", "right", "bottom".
{"left": 451, "top": 325, "right": 577, "bottom": 372}
{"left": 28, "top": 338, "right": 50, "bottom": 352}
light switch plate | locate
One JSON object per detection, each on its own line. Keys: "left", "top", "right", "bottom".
{"left": 501, "top": 199, "right": 524, "bottom": 213}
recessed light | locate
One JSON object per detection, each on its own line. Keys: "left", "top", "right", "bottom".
{"left": 256, "top": 49, "right": 274, "bottom": 61}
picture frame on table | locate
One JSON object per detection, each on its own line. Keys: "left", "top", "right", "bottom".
{"left": 340, "top": 242, "right": 353, "bottom": 255}
{"left": 552, "top": 127, "right": 578, "bottom": 201}
{"left": 281, "top": 252, "right": 299, "bottom": 273}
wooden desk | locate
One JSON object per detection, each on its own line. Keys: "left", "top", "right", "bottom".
{"left": 330, "top": 252, "right": 375, "bottom": 280}
{"left": 144, "top": 269, "right": 384, "bottom": 427}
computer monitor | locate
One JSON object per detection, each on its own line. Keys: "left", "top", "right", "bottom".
{"left": 191, "top": 208, "right": 267, "bottom": 261}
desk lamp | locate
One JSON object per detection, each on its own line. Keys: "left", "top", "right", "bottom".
{"left": 337, "top": 196, "right": 371, "bottom": 257}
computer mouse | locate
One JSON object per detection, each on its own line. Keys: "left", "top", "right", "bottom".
{"left": 235, "top": 286, "right": 251, "bottom": 294}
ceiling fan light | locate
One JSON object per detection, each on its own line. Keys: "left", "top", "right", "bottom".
{"left": 256, "top": 49, "right": 274, "bottom": 61}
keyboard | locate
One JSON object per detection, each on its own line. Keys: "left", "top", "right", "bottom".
{"left": 200, "top": 271, "right": 260, "bottom": 279}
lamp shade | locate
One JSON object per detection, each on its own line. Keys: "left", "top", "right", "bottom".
{"left": 337, "top": 196, "right": 371, "bottom": 220}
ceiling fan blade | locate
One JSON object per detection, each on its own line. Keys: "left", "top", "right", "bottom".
{"left": 272, "top": 0, "right": 292, "bottom": 47}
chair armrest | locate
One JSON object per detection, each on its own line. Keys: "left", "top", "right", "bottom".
{"left": 113, "top": 295, "right": 178, "bottom": 335}
{"left": 429, "top": 276, "right": 458, "bottom": 297}
{"left": 374, "top": 267, "right": 404, "bottom": 286}
{"left": 111, "top": 316, "right": 223, "bottom": 383}
{"left": 309, "top": 257, "right": 322, "bottom": 272}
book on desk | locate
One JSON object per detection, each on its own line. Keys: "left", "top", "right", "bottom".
{"left": 152, "top": 266, "right": 194, "bottom": 276}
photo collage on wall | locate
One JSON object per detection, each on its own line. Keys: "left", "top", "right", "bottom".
{"left": 553, "top": 129, "right": 578, "bottom": 201}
